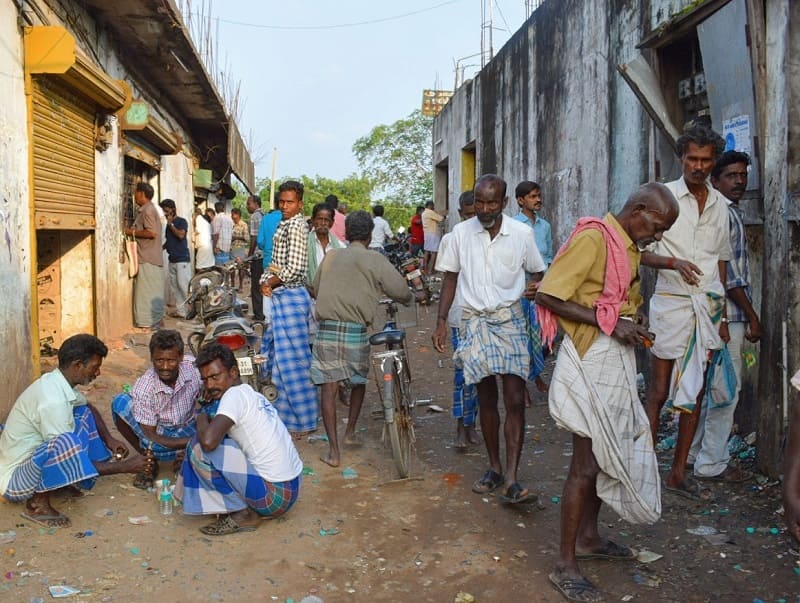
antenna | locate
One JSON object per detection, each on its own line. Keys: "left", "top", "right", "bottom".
{"left": 480, "top": 0, "right": 493, "bottom": 68}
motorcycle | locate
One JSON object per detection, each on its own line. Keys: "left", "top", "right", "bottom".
{"left": 184, "top": 253, "right": 278, "bottom": 401}
{"left": 383, "top": 232, "right": 437, "bottom": 303}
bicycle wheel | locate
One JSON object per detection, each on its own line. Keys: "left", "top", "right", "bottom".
{"left": 386, "top": 358, "right": 414, "bottom": 478}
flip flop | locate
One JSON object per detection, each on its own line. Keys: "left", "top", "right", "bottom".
{"left": 695, "top": 465, "right": 753, "bottom": 483}
{"left": 199, "top": 514, "right": 258, "bottom": 536}
{"left": 665, "top": 477, "right": 715, "bottom": 502}
{"left": 576, "top": 539, "right": 634, "bottom": 560}
{"left": 499, "top": 482, "right": 537, "bottom": 504}
{"left": 548, "top": 572, "right": 602, "bottom": 602}
{"left": 21, "top": 511, "right": 71, "bottom": 529}
{"left": 471, "top": 469, "right": 504, "bottom": 494}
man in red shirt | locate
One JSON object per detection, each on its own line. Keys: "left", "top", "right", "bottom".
{"left": 408, "top": 205, "right": 424, "bottom": 256}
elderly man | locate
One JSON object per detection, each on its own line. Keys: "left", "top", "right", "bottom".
{"left": 111, "top": 330, "right": 201, "bottom": 488}
{"left": 311, "top": 210, "right": 416, "bottom": 467}
{"left": 536, "top": 183, "right": 678, "bottom": 603}
{"left": 433, "top": 174, "right": 545, "bottom": 504}
{"left": 642, "top": 123, "right": 731, "bottom": 501}
{"left": 0, "top": 334, "right": 153, "bottom": 528}
{"left": 174, "top": 344, "right": 303, "bottom": 536}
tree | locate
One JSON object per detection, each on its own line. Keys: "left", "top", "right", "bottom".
{"left": 352, "top": 109, "right": 433, "bottom": 206}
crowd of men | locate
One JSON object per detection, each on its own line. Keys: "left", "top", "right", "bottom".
{"left": 2, "top": 121, "right": 799, "bottom": 602}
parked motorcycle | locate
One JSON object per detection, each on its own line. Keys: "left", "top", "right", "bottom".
{"left": 383, "top": 233, "right": 436, "bottom": 303}
{"left": 184, "top": 253, "right": 278, "bottom": 401}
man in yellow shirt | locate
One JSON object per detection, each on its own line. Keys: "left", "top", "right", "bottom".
{"left": 421, "top": 201, "right": 444, "bottom": 274}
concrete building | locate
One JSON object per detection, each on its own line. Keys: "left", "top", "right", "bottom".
{"left": 0, "top": 0, "right": 253, "bottom": 416}
{"left": 433, "top": 0, "right": 797, "bottom": 475}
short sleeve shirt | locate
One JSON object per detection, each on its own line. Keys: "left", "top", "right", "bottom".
{"left": 131, "top": 358, "right": 201, "bottom": 429}
{"left": 134, "top": 201, "right": 164, "bottom": 266}
{"left": 164, "top": 216, "right": 190, "bottom": 263}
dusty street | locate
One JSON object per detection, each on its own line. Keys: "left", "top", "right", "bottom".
{"left": 1, "top": 305, "right": 798, "bottom": 602}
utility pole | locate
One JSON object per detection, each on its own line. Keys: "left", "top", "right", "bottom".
{"left": 269, "top": 147, "right": 278, "bottom": 209}
{"left": 480, "top": 0, "right": 493, "bottom": 68}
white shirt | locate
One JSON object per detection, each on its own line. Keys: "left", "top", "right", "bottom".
{"left": 435, "top": 215, "right": 545, "bottom": 313}
{"left": 653, "top": 177, "right": 731, "bottom": 296}
{"left": 217, "top": 384, "right": 303, "bottom": 482}
{"left": 369, "top": 216, "right": 394, "bottom": 249}
{"left": 439, "top": 233, "right": 464, "bottom": 327}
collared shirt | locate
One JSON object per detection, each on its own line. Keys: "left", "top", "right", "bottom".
{"left": 725, "top": 201, "right": 752, "bottom": 323}
{"left": 0, "top": 369, "right": 88, "bottom": 494}
{"left": 212, "top": 213, "right": 234, "bottom": 252}
{"left": 538, "top": 214, "right": 643, "bottom": 358}
{"left": 231, "top": 220, "right": 249, "bottom": 251}
{"left": 653, "top": 177, "right": 731, "bottom": 296}
{"left": 422, "top": 208, "right": 444, "bottom": 234}
{"left": 164, "top": 216, "right": 190, "bottom": 263}
{"left": 249, "top": 208, "right": 264, "bottom": 238}
{"left": 370, "top": 216, "right": 394, "bottom": 248}
{"left": 514, "top": 212, "right": 554, "bottom": 266}
{"left": 271, "top": 213, "right": 309, "bottom": 287}
{"left": 331, "top": 210, "right": 347, "bottom": 242}
{"left": 257, "top": 210, "right": 283, "bottom": 268}
{"left": 436, "top": 215, "right": 546, "bottom": 313}
{"left": 131, "top": 358, "right": 201, "bottom": 429}
{"left": 134, "top": 201, "right": 164, "bottom": 266}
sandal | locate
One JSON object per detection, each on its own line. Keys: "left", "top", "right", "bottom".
{"left": 695, "top": 465, "right": 753, "bottom": 483}
{"left": 471, "top": 469, "right": 504, "bottom": 494}
{"left": 499, "top": 482, "right": 537, "bottom": 504}
{"left": 549, "top": 572, "right": 602, "bottom": 602}
{"left": 664, "top": 477, "right": 715, "bottom": 502}
{"left": 199, "top": 514, "right": 258, "bottom": 536}
{"left": 576, "top": 539, "right": 634, "bottom": 560}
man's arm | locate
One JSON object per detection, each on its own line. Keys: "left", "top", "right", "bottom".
{"left": 785, "top": 384, "right": 800, "bottom": 542}
{"left": 727, "top": 287, "right": 761, "bottom": 342}
{"left": 196, "top": 412, "right": 235, "bottom": 452}
{"left": 88, "top": 403, "right": 129, "bottom": 457}
{"left": 641, "top": 251, "right": 702, "bottom": 286}
{"left": 432, "top": 271, "right": 458, "bottom": 353}
{"left": 717, "top": 260, "right": 730, "bottom": 343}
{"left": 166, "top": 217, "right": 187, "bottom": 240}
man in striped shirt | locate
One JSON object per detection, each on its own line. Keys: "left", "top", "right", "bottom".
{"left": 212, "top": 201, "right": 234, "bottom": 265}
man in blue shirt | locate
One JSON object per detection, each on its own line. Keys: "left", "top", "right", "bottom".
{"left": 160, "top": 199, "right": 192, "bottom": 319}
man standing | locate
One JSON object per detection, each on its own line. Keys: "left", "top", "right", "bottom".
{"left": 325, "top": 194, "right": 347, "bottom": 242}
{"left": 688, "top": 151, "right": 760, "bottom": 482}
{"left": 211, "top": 200, "right": 233, "bottom": 266}
{"left": 433, "top": 174, "right": 545, "bottom": 503}
{"left": 175, "top": 344, "right": 303, "bottom": 536}
{"left": 642, "top": 123, "right": 731, "bottom": 501}
{"left": 111, "top": 329, "right": 202, "bottom": 488}
{"left": 193, "top": 207, "right": 214, "bottom": 270}
{"left": 125, "top": 182, "right": 165, "bottom": 330}
{"left": 260, "top": 180, "right": 317, "bottom": 437}
{"left": 311, "top": 210, "right": 415, "bottom": 467}
{"left": 422, "top": 200, "right": 444, "bottom": 274}
{"left": 159, "top": 199, "right": 191, "bottom": 319}
{"left": 369, "top": 204, "right": 394, "bottom": 251}
{"left": 536, "top": 184, "right": 678, "bottom": 602}
{"left": 0, "top": 334, "right": 153, "bottom": 528}
{"left": 408, "top": 205, "right": 425, "bottom": 257}
{"left": 247, "top": 194, "right": 265, "bottom": 321}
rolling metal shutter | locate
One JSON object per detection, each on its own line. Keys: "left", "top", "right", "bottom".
{"left": 32, "top": 76, "right": 96, "bottom": 230}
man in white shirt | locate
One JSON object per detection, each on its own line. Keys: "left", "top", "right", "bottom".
{"left": 433, "top": 174, "right": 545, "bottom": 504}
{"left": 641, "top": 123, "right": 731, "bottom": 502}
{"left": 369, "top": 204, "right": 394, "bottom": 251}
{"left": 174, "top": 343, "right": 303, "bottom": 536}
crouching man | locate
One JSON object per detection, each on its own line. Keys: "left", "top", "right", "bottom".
{"left": 174, "top": 344, "right": 303, "bottom": 536}
{"left": 0, "top": 334, "right": 153, "bottom": 528}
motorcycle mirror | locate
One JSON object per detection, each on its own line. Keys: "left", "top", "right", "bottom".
{"left": 396, "top": 226, "right": 406, "bottom": 235}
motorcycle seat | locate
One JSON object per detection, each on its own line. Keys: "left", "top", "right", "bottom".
{"left": 369, "top": 329, "right": 405, "bottom": 346}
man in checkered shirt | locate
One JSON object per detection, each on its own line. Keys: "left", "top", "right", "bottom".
{"left": 260, "top": 180, "right": 318, "bottom": 437}
{"left": 112, "top": 330, "right": 202, "bottom": 488}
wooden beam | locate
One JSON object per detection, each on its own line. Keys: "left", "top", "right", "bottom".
{"left": 756, "top": 0, "right": 789, "bottom": 477}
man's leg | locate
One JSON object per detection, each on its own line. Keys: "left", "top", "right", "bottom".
{"left": 250, "top": 258, "right": 264, "bottom": 320}
{"left": 501, "top": 373, "right": 527, "bottom": 491}
{"left": 319, "top": 381, "right": 340, "bottom": 467}
{"left": 451, "top": 327, "right": 470, "bottom": 450}
{"left": 645, "top": 356, "right": 674, "bottom": 443}
{"left": 175, "top": 261, "right": 192, "bottom": 317}
{"left": 476, "top": 375, "right": 502, "bottom": 476}
{"left": 342, "top": 383, "right": 366, "bottom": 445}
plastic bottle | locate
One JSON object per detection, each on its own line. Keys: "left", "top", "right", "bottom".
{"left": 159, "top": 490, "right": 173, "bottom": 515}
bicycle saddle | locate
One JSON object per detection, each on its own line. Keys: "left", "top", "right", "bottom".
{"left": 369, "top": 329, "right": 405, "bottom": 346}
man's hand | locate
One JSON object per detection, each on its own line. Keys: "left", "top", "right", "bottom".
{"left": 719, "top": 321, "right": 730, "bottom": 344}
{"left": 635, "top": 311, "right": 649, "bottom": 330}
{"left": 523, "top": 280, "right": 539, "bottom": 300}
{"left": 432, "top": 322, "right": 449, "bottom": 354}
{"left": 673, "top": 259, "right": 703, "bottom": 286}
{"left": 746, "top": 317, "right": 761, "bottom": 343}
{"left": 107, "top": 438, "right": 129, "bottom": 460}
{"left": 413, "top": 290, "right": 427, "bottom": 303}
{"left": 611, "top": 319, "right": 654, "bottom": 347}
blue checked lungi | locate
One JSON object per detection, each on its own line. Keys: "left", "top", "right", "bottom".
{"left": 111, "top": 394, "right": 196, "bottom": 461}
{"left": 522, "top": 297, "right": 546, "bottom": 381}
{"left": 264, "top": 286, "right": 317, "bottom": 433}
{"left": 451, "top": 328, "right": 478, "bottom": 426}
{"left": 4, "top": 406, "right": 107, "bottom": 501}
{"left": 176, "top": 435, "right": 301, "bottom": 517}
{"left": 454, "top": 302, "right": 530, "bottom": 385}
{"left": 310, "top": 320, "right": 369, "bottom": 386}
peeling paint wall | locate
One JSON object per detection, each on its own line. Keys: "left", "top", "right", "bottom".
{"left": 0, "top": 0, "right": 34, "bottom": 417}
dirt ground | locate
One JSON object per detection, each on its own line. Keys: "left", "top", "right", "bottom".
{"left": 1, "top": 302, "right": 799, "bottom": 602}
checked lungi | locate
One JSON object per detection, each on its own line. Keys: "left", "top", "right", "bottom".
{"left": 451, "top": 327, "right": 478, "bottom": 426}
{"left": 264, "top": 286, "right": 317, "bottom": 433}
{"left": 111, "top": 393, "right": 196, "bottom": 461}
{"left": 455, "top": 302, "right": 530, "bottom": 385}
{"left": 310, "top": 320, "right": 369, "bottom": 386}
{"left": 4, "top": 406, "right": 108, "bottom": 501}
{"left": 522, "top": 297, "right": 545, "bottom": 381}
{"left": 175, "top": 435, "right": 300, "bottom": 517}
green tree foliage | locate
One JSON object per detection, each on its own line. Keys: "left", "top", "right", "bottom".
{"left": 352, "top": 109, "right": 433, "bottom": 206}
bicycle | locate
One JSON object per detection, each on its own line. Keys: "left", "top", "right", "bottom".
{"left": 370, "top": 298, "right": 416, "bottom": 478}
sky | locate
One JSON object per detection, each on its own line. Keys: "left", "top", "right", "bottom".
{"left": 190, "top": 0, "right": 529, "bottom": 184}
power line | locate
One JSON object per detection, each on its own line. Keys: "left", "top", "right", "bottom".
{"left": 493, "top": 0, "right": 512, "bottom": 33}
{"left": 187, "top": 0, "right": 465, "bottom": 31}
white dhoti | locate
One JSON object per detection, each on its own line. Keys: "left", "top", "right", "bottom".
{"left": 549, "top": 334, "right": 661, "bottom": 524}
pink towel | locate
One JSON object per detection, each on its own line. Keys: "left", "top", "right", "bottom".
{"left": 537, "top": 218, "right": 632, "bottom": 350}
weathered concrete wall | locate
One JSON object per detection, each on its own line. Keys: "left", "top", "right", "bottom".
{"left": 0, "top": 0, "right": 34, "bottom": 417}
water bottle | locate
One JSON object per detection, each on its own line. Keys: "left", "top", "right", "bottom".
{"left": 159, "top": 490, "right": 173, "bottom": 515}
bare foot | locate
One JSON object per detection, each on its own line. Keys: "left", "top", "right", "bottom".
{"left": 55, "top": 485, "right": 85, "bottom": 498}
{"left": 454, "top": 422, "right": 468, "bottom": 451}
{"left": 465, "top": 425, "right": 481, "bottom": 446}
{"left": 343, "top": 432, "right": 363, "bottom": 447}
{"left": 319, "top": 453, "right": 340, "bottom": 468}
{"left": 23, "top": 494, "right": 71, "bottom": 528}
{"left": 291, "top": 430, "right": 316, "bottom": 441}
{"left": 524, "top": 388, "right": 532, "bottom": 408}
{"left": 231, "top": 507, "right": 260, "bottom": 530}
{"left": 535, "top": 376, "right": 549, "bottom": 393}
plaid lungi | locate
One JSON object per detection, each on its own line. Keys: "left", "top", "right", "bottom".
{"left": 268, "top": 286, "right": 317, "bottom": 433}
{"left": 111, "top": 393, "right": 196, "bottom": 461}
{"left": 522, "top": 297, "right": 545, "bottom": 381}
{"left": 4, "top": 406, "right": 107, "bottom": 501}
{"left": 455, "top": 302, "right": 530, "bottom": 385}
{"left": 451, "top": 328, "right": 478, "bottom": 426}
{"left": 175, "top": 435, "right": 301, "bottom": 517}
{"left": 310, "top": 320, "right": 369, "bottom": 386}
